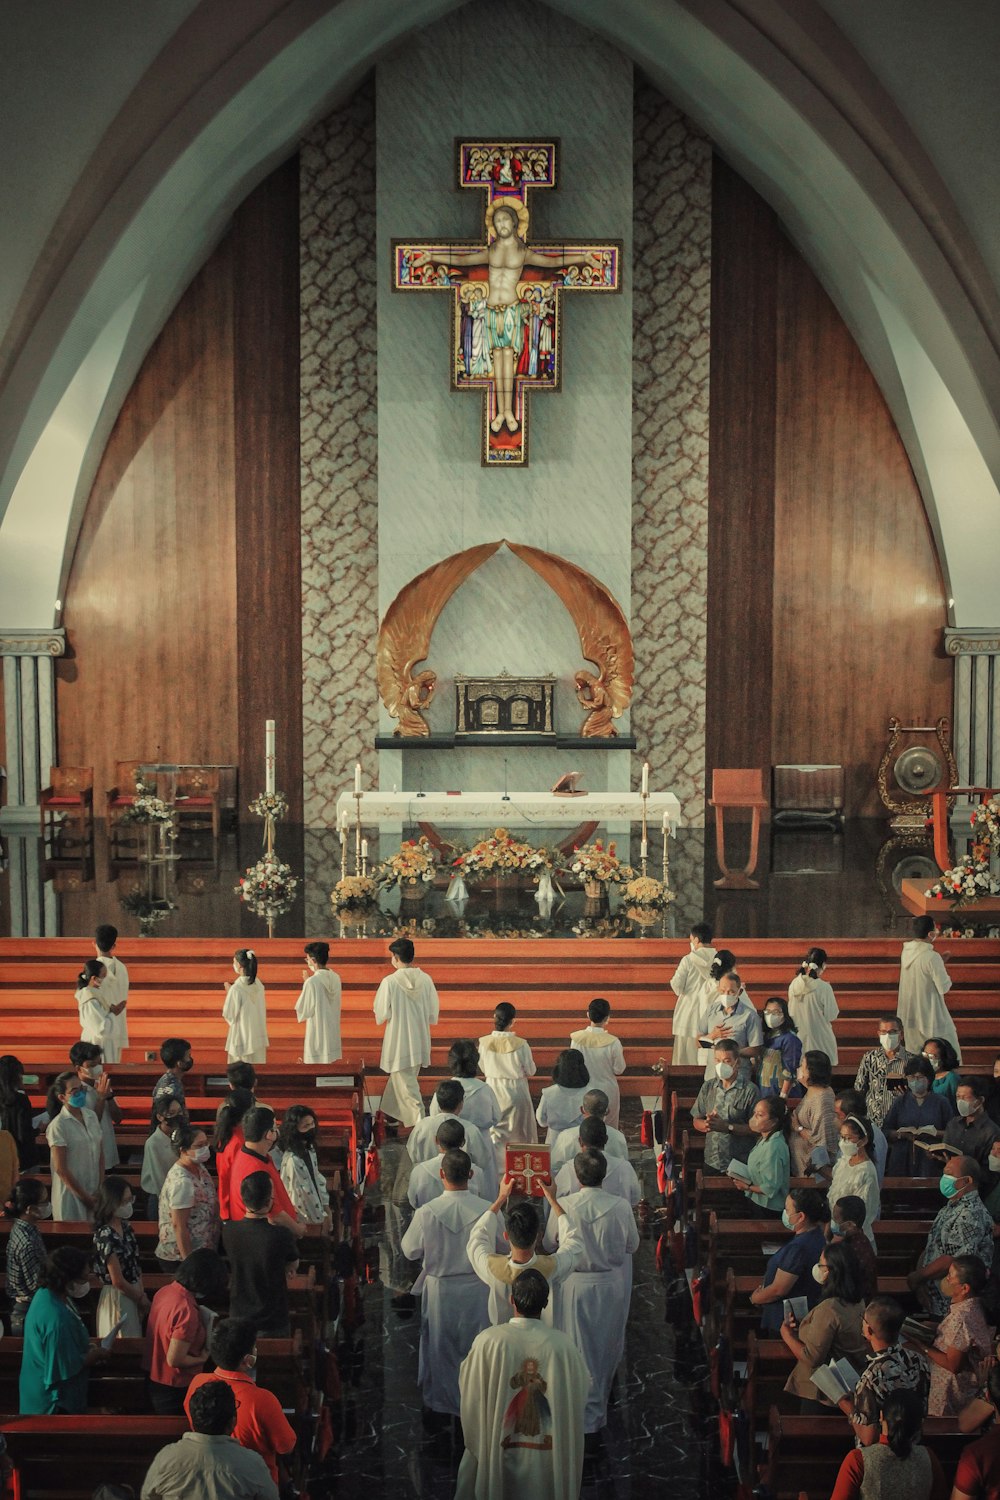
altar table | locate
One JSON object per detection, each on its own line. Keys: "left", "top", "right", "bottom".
{"left": 335, "top": 790, "right": 682, "bottom": 833}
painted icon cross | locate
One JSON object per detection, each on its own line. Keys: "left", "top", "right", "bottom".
{"left": 393, "top": 140, "right": 621, "bottom": 466}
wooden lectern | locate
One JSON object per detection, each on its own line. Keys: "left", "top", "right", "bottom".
{"left": 710, "top": 769, "right": 768, "bottom": 888}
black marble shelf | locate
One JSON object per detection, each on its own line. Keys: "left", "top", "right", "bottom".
{"left": 374, "top": 734, "right": 637, "bottom": 750}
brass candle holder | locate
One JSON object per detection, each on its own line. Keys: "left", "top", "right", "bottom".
{"left": 354, "top": 791, "right": 363, "bottom": 877}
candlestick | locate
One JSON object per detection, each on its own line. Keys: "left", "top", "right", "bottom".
{"left": 361, "top": 837, "right": 368, "bottom": 877}
{"left": 354, "top": 789, "right": 363, "bottom": 877}
{"left": 340, "top": 808, "right": 348, "bottom": 832}
{"left": 662, "top": 811, "right": 669, "bottom": 833}
{"left": 662, "top": 820, "right": 670, "bottom": 891}
{"left": 641, "top": 761, "right": 649, "bottom": 796}
{"left": 354, "top": 763, "right": 362, "bottom": 795}
{"left": 265, "top": 720, "right": 275, "bottom": 797}
{"left": 640, "top": 839, "right": 648, "bottom": 861}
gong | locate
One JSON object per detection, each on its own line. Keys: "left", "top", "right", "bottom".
{"left": 893, "top": 745, "right": 944, "bottom": 796}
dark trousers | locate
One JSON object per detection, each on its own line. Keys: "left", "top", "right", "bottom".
{"left": 147, "top": 1378, "right": 187, "bottom": 1415}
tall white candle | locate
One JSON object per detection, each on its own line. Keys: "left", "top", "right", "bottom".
{"left": 641, "top": 761, "right": 649, "bottom": 795}
{"left": 662, "top": 811, "right": 669, "bottom": 833}
{"left": 339, "top": 825, "right": 345, "bottom": 846}
{"left": 361, "top": 838, "right": 369, "bottom": 859}
{"left": 640, "top": 838, "right": 648, "bottom": 860}
{"left": 265, "top": 720, "right": 275, "bottom": 796}
{"left": 354, "top": 763, "right": 362, "bottom": 795}
{"left": 340, "top": 808, "right": 348, "bottom": 832}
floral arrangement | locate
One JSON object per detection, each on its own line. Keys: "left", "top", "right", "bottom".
{"left": 569, "top": 839, "right": 633, "bottom": 886}
{"left": 118, "top": 778, "right": 175, "bottom": 828}
{"left": 119, "top": 890, "right": 177, "bottom": 936}
{"left": 249, "top": 790, "right": 289, "bottom": 821}
{"left": 453, "top": 828, "right": 553, "bottom": 883}
{"left": 924, "top": 853, "right": 1000, "bottom": 909}
{"left": 971, "top": 796, "right": 1000, "bottom": 851}
{"left": 376, "top": 837, "right": 437, "bottom": 888}
{"left": 331, "top": 874, "right": 378, "bottom": 911}
{"left": 236, "top": 854, "right": 299, "bottom": 919}
{"left": 624, "top": 874, "right": 675, "bottom": 908}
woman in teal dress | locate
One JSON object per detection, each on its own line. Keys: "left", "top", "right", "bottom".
{"left": 923, "top": 1037, "right": 960, "bottom": 1104}
{"left": 744, "top": 1095, "right": 792, "bottom": 1216}
{"left": 19, "top": 1247, "right": 106, "bottom": 1413}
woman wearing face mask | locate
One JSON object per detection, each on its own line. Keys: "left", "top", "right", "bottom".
{"left": 19, "top": 1246, "right": 108, "bottom": 1412}
{"left": 155, "top": 1124, "right": 220, "bottom": 1273}
{"left": 69, "top": 1040, "right": 121, "bottom": 1170}
{"left": 789, "top": 1051, "right": 839, "bottom": 1177}
{"left": 92, "top": 1175, "right": 147, "bottom": 1339}
{"left": 755, "top": 997, "right": 803, "bottom": 1099}
{"left": 278, "top": 1106, "right": 332, "bottom": 1232}
{"left": 829, "top": 1116, "right": 881, "bottom": 1249}
{"left": 45, "top": 1069, "right": 104, "bottom": 1221}
{"left": 749, "top": 1185, "right": 828, "bottom": 1332}
{"left": 786, "top": 947, "right": 839, "bottom": 1064}
{"left": 743, "top": 1096, "right": 792, "bottom": 1216}
{"left": 5, "top": 1179, "right": 52, "bottom": 1333}
{"left": 143, "top": 1247, "right": 228, "bottom": 1415}
{"left": 780, "top": 1240, "right": 868, "bottom": 1411}
{"left": 883, "top": 1056, "right": 956, "bottom": 1176}
{"left": 142, "top": 1095, "right": 187, "bottom": 1222}
{"left": 922, "top": 1036, "right": 960, "bottom": 1106}
{"left": 0, "top": 1054, "right": 41, "bottom": 1171}
{"left": 922, "top": 1254, "right": 993, "bottom": 1417}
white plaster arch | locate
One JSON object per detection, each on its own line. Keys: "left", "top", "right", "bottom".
{"left": 1, "top": 0, "right": 999, "bottom": 627}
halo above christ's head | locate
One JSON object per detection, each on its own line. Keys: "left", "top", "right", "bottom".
{"left": 485, "top": 195, "right": 529, "bottom": 243}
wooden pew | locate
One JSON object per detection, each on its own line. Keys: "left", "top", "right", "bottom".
{"left": 694, "top": 1171, "right": 942, "bottom": 1233}
{"left": 707, "top": 1213, "right": 950, "bottom": 1295}
{"left": 722, "top": 1268, "right": 915, "bottom": 1353}
{"left": 2, "top": 1415, "right": 187, "bottom": 1500}
{"left": 762, "top": 1407, "right": 966, "bottom": 1500}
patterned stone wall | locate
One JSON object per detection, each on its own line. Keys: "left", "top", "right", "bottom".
{"left": 300, "top": 82, "right": 379, "bottom": 929}
{"left": 631, "top": 82, "right": 712, "bottom": 839}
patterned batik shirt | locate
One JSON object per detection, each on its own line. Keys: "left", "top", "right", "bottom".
{"left": 922, "top": 1191, "right": 996, "bottom": 1315}
{"left": 853, "top": 1045, "right": 917, "bottom": 1127}
{"left": 853, "top": 1341, "right": 930, "bottom": 1433}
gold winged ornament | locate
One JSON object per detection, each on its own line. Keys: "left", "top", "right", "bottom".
{"left": 376, "top": 542, "right": 503, "bottom": 736}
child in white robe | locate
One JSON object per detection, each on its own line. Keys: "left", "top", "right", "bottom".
{"left": 668, "top": 922, "right": 719, "bottom": 1065}
{"left": 535, "top": 1049, "right": 590, "bottom": 1146}
{"left": 569, "top": 998, "right": 626, "bottom": 1129}
{"left": 408, "top": 1081, "right": 498, "bottom": 1199}
{"left": 478, "top": 1003, "right": 537, "bottom": 1163}
{"left": 76, "top": 959, "right": 113, "bottom": 1051}
{"left": 429, "top": 1039, "right": 500, "bottom": 1133}
{"left": 295, "top": 941, "right": 342, "bottom": 1064}
{"left": 95, "top": 924, "right": 128, "bottom": 1065}
{"left": 787, "top": 945, "right": 839, "bottom": 1062}
{"left": 898, "top": 916, "right": 961, "bottom": 1060}
{"left": 373, "top": 938, "right": 439, "bottom": 1126}
{"left": 222, "top": 948, "right": 268, "bottom": 1064}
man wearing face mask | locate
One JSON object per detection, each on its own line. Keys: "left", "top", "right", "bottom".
{"left": 699, "top": 972, "right": 762, "bottom": 1082}
{"left": 184, "top": 1317, "right": 296, "bottom": 1486}
{"left": 882, "top": 1056, "right": 956, "bottom": 1176}
{"left": 691, "top": 1040, "right": 759, "bottom": 1173}
{"left": 227, "top": 1107, "right": 304, "bottom": 1237}
{"left": 853, "top": 1016, "right": 916, "bottom": 1129}
{"left": 842, "top": 1297, "right": 929, "bottom": 1448}
{"left": 943, "top": 1078, "right": 1000, "bottom": 1177}
{"left": 152, "top": 1038, "right": 194, "bottom": 1114}
{"left": 907, "top": 1153, "right": 994, "bottom": 1316}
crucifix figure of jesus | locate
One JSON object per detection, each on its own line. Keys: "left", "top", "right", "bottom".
{"left": 393, "top": 140, "right": 621, "bottom": 466}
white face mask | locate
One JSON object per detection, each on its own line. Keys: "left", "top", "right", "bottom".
{"left": 190, "top": 1146, "right": 210, "bottom": 1163}
{"left": 33, "top": 1203, "right": 52, "bottom": 1220}
{"left": 812, "top": 1263, "right": 829, "bottom": 1285}
{"left": 764, "top": 1012, "right": 783, "bottom": 1029}
{"left": 118, "top": 1202, "right": 134, "bottom": 1220}
{"left": 839, "top": 1138, "right": 856, "bottom": 1158}
{"left": 715, "top": 1062, "right": 735, "bottom": 1081}
{"left": 721, "top": 994, "right": 738, "bottom": 1012}
{"left": 87, "top": 1064, "right": 103, "bottom": 1078}
{"left": 68, "top": 1279, "right": 91, "bottom": 1300}
{"left": 879, "top": 1033, "right": 899, "bottom": 1052}
{"left": 957, "top": 1099, "right": 977, "bottom": 1118}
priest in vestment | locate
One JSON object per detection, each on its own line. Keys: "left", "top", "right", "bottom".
{"left": 467, "top": 1179, "right": 581, "bottom": 1327}
{"left": 456, "top": 1268, "right": 589, "bottom": 1500}
{"left": 897, "top": 916, "right": 962, "bottom": 1061}
{"left": 373, "top": 937, "right": 439, "bottom": 1126}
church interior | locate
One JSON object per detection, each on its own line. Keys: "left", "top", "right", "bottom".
{"left": 1, "top": 1, "right": 1000, "bottom": 1496}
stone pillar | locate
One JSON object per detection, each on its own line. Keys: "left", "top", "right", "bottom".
{"left": 0, "top": 630, "right": 65, "bottom": 827}
{"left": 944, "top": 628, "right": 1000, "bottom": 789}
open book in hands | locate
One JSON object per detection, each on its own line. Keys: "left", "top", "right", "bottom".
{"left": 100, "top": 1317, "right": 127, "bottom": 1350}
{"left": 914, "top": 1139, "right": 951, "bottom": 1156}
{"left": 726, "top": 1157, "right": 752, "bottom": 1182}
{"left": 810, "top": 1357, "right": 861, "bottom": 1405}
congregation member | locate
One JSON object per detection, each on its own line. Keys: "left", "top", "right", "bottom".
{"left": 142, "top": 1093, "right": 187, "bottom": 1221}
{"left": 550, "top": 1090, "right": 627, "bottom": 1173}
{"left": 944, "top": 1077, "right": 1000, "bottom": 1176}
{"left": 401, "top": 1147, "right": 494, "bottom": 1420}
{"left": 786, "top": 946, "right": 839, "bottom": 1062}
{"left": 373, "top": 937, "right": 439, "bottom": 1128}
{"left": 467, "top": 1178, "right": 580, "bottom": 1326}
{"left": 780, "top": 1240, "right": 867, "bottom": 1410}
{"left": 749, "top": 1186, "right": 828, "bottom": 1335}
{"left": 552, "top": 1117, "right": 641, "bottom": 1206}
{"left": 185, "top": 1318, "right": 297, "bottom": 1487}
{"left": 223, "top": 1173, "right": 300, "bottom": 1338}
{"left": 0, "top": 1125, "right": 18, "bottom": 1209}
{"left": 551, "top": 1147, "right": 638, "bottom": 1436}
{"left": 152, "top": 1038, "right": 194, "bottom": 1112}
{"left": 429, "top": 1039, "right": 500, "bottom": 1132}
{"left": 5, "top": 1179, "right": 50, "bottom": 1332}
{"left": 75, "top": 957, "right": 116, "bottom": 1051}
{"left": 668, "top": 923, "right": 720, "bottom": 1066}
{"left": 830, "top": 1389, "right": 946, "bottom": 1500}
{"left": 408, "top": 1119, "right": 491, "bottom": 1207}
{"left": 92, "top": 1174, "right": 147, "bottom": 1338}
{"left": 70, "top": 1040, "right": 121, "bottom": 1168}
{"left": 408, "top": 1080, "right": 498, "bottom": 1196}
{"left": 222, "top": 948, "right": 268, "bottom": 1065}
{"left": 898, "top": 915, "right": 962, "bottom": 1061}
{"left": 278, "top": 1105, "right": 332, "bottom": 1229}
{"left": 853, "top": 1015, "right": 916, "bottom": 1128}
{"left": 840, "top": 1297, "right": 930, "bottom": 1447}
{"left": 19, "top": 1246, "right": 107, "bottom": 1413}
{"left": 789, "top": 1050, "right": 839, "bottom": 1176}
{"left": 143, "top": 1248, "right": 228, "bottom": 1414}
{"left": 907, "top": 1155, "right": 994, "bottom": 1316}
{"left": 699, "top": 969, "right": 762, "bottom": 1080}
{"left": 156, "top": 1122, "right": 221, "bottom": 1270}
{"left": 0, "top": 1054, "right": 41, "bottom": 1170}
{"left": 212, "top": 1087, "right": 255, "bottom": 1220}
{"left": 828, "top": 1115, "right": 881, "bottom": 1248}
{"left": 755, "top": 996, "right": 803, "bottom": 1098}
{"left": 987, "top": 1055, "right": 1000, "bottom": 1128}
{"left": 456, "top": 1269, "right": 589, "bottom": 1500}
{"left": 140, "top": 1379, "right": 278, "bottom": 1500}
{"left": 690, "top": 1039, "right": 759, "bottom": 1172}
{"left": 924, "top": 1036, "right": 961, "bottom": 1105}
{"left": 742, "top": 1095, "right": 791, "bottom": 1216}
{"left": 478, "top": 1002, "right": 538, "bottom": 1156}
{"left": 295, "top": 940, "right": 342, "bottom": 1064}
{"left": 952, "top": 1365, "right": 1000, "bottom": 1498}
{"left": 227, "top": 1106, "right": 302, "bottom": 1237}
{"left": 883, "top": 1055, "right": 955, "bottom": 1175}
{"left": 569, "top": 998, "right": 626, "bottom": 1129}
{"left": 535, "top": 1049, "right": 590, "bottom": 1145}
{"left": 924, "top": 1254, "right": 993, "bottom": 1418}
{"left": 46, "top": 1068, "right": 104, "bottom": 1220}
{"left": 94, "top": 924, "right": 129, "bottom": 1064}
{"left": 829, "top": 1196, "right": 879, "bottom": 1301}
{"left": 835, "top": 1088, "right": 888, "bottom": 1182}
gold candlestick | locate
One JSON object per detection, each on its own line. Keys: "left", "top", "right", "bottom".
{"left": 640, "top": 789, "right": 649, "bottom": 878}
{"left": 662, "top": 820, "right": 670, "bottom": 890}
{"left": 339, "top": 829, "right": 347, "bottom": 883}
{"left": 354, "top": 791, "right": 363, "bottom": 877}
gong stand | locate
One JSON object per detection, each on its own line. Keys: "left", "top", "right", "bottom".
{"left": 876, "top": 716, "right": 958, "bottom": 832}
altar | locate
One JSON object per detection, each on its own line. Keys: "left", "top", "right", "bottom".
{"left": 335, "top": 789, "right": 681, "bottom": 842}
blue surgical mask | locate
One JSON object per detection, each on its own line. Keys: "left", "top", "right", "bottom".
{"left": 781, "top": 1209, "right": 794, "bottom": 1230}
{"left": 940, "top": 1174, "right": 958, "bottom": 1199}
{"left": 68, "top": 1090, "right": 88, "bottom": 1110}
{"left": 908, "top": 1078, "right": 929, "bottom": 1096}
{"left": 829, "top": 1220, "right": 844, "bottom": 1237}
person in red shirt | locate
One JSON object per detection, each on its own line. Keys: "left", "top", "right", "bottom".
{"left": 213, "top": 1087, "right": 255, "bottom": 1221}
{"left": 830, "top": 1389, "right": 948, "bottom": 1500}
{"left": 142, "top": 1248, "right": 228, "bottom": 1414}
{"left": 185, "top": 1315, "right": 296, "bottom": 1485}
{"left": 227, "top": 1106, "right": 303, "bottom": 1237}
{"left": 953, "top": 1364, "right": 1000, "bottom": 1500}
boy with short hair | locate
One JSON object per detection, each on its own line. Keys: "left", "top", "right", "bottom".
{"left": 478, "top": 1003, "right": 537, "bottom": 1163}
{"left": 569, "top": 998, "right": 626, "bottom": 1130}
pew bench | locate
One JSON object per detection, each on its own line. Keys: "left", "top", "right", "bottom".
{"left": 1, "top": 1414, "right": 187, "bottom": 1500}
{"left": 762, "top": 1407, "right": 965, "bottom": 1500}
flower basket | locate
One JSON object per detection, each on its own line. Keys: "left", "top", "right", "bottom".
{"left": 453, "top": 828, "right": 553, "bottom": 887}
{"left": 236, "top": 854, "right": 299, "bottom": 920}
{"left": 568, "top": 839, "right": 633, "bottom": 889}
{"left": 626, "top": 904, "right": 662, "bottom": 927}
{"left": 376, "top": 838, "right": 437, "bottom": 892}
{"left": 583, "top": 878, "right": 606, "bottom": 899}
{"left": 118, "top": 778, "right": 176, "bottom": 831}
{"left": 331, "top": 875, "right": 377, "bottom": 911}
{"left": 624, "top": 874, "right": 675, "bottom": 909}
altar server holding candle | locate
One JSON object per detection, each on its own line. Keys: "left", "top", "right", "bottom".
{"left": 373, "top": 938, "right": 439, "bottom": 1126}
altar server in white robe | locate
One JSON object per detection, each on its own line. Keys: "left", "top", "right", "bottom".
{"left": 401, "top": 1148, "right": 495, "bottom": 1416}
{"left": 668, "top": 923, "right": 719, "bottom": 1066}
{"left": 76, "top": 959, "right": 113, "bottom": 1050}
{"left": 456, "top": 1268, "right": 589, "bottom": 1500}
{"left": 550, "top": 1148, "right": 638, "bottom": 1434}
{"left": 569, "top": 998, "right": 626, "bottom": 1129}
{"left": 897, "top": 916, "right": 962, "bottom": 1060}
{"left": 374, "top": 937, "right": 439, "bottom": 1126}
{"left": 222, "top": 948, "right": 268, "bottom": 1064}
{"left": 95, "top": 924, "right": 128, "bottom": 1064}
{"left": 787, "top": 945, "right": 839, "bottom": 1063}
{"left": 479, "top": 1002, "right": 537, "bottom": 1161}
{"left": 429, "top": 1039, "right": 500, "bottom": 1133}
{"left": 551, "top": 1117, "right": 640, "bottom": 1209}
{"left": 294, "top": 941, "right": 342, "bottom": 1063}
{"left": 468, "top": 1178, "right": 582, "bottom": 1328}
{"left": 407, "top": 1118, "right": 491, "bottom": 1208}
{"left": 549, "top": 1091, "right": 627, "bottom": 1174}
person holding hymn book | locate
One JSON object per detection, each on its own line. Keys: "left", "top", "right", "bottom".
{"left": 222, "top": 949, "right": 268, "bottom": 1065}
{"left": 749, "top": 1186, "right": 827, "bottom": 1335}
{"left": 789, "top": 1050, "right": 839, "bottom": 1177}
{"left": 829, "top": 1389, "right": 946, "bottom": 1500}
{"left": 668, "top": 923, "right": 719, "bottom": 1066}
{"left": 943, "top": 1078, "right": 1000, "bottom": 1178}
{"left": 408, "top": 1079, "right": 498, "bottom": 1198}
{"left": 853, "top": 1016, "right": 916, "bottom": 1129}
{"left": 536, "top": 1050, "right": 590, "bottom": 1146}
{"left": 569, "top": 998, "right": 626, "bottom": 1130}
{"left": 734, "top": 1095, "right": 790, "bottom": 1216}
{"left": 408, "top": 1118, "right": 490, "bottom": 1208}
{"left": 373, "top": 937, "right": 439, "bottom": 1128}
{"left": 786, "top": 946, "right": 839, "bottom": 1063}
{"left": 883, "top": 1055, "right": 955, "bottom": 1176}
{"left": 839, "top": 1297, "right": 930, "bottom": 1447}
{"left": 550, "top": 1090, "right": 627, "bottom": 1174}
{"left": 921, "top": 1254, "right": 993, "bottom": 1417}
{"left": 698, "top": 966, "right": 761, "bottom": 1081}
{"left": 898, "top": 915, "right": 962, "bottom": 1063}
{"left": 691, "top": 1039, "right": 759, "bottom": 1174}
{"left": 780, "top": 1240, "right": 867, "bottom": 1411}
{"left": 295, "top": 941, "right": 342, "bottom": 1065}
{"left": 908, "top": 1154, "right": 995, "bottom": 1317}
{"left": 429, "top": 1039, "right": 499, "bottom": 1133}
{"left": 94, "top": 925, "right": 128, "bottom": 1064}
{"left": 479, "top": 1002, "right": 537, "bottom": 1160}
{"left": 467, "top": 1178, "right": 581, "bottom": 1326}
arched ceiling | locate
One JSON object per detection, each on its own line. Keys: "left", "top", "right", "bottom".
{"left": 2, "top": 0, "right": 999, "bottom": 627}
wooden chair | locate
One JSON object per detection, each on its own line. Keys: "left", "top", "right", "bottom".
{"left": 39, "top": 767, "right": 93, "bottom": 841}
{"left": 107, "top": 758, "right": 145, "bottom": 848}
{"left": 709, "top": 768, "right": 768, "bottom": 888}
{"left": 174, "top": 766, "right": 221, "bottom": 838}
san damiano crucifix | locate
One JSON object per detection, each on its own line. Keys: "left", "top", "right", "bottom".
{"left": 393, "top": 140, "right": 621, "bottom": 466}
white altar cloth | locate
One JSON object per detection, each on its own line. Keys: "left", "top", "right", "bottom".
{"left": 335, "top": 790, "right": 682, "bottom": 831}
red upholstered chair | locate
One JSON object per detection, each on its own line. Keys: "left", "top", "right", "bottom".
{"left": 107, "top": 759, "right": 146, "bottom": 850}
{"left": 174, "top": 767, "right": 220, "bottom": 839}
{"left": 39, "top": 767, "right": 93, "bottom": 838}
{"left": 709, "top": 769, "right": 768, "bottom": 889}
